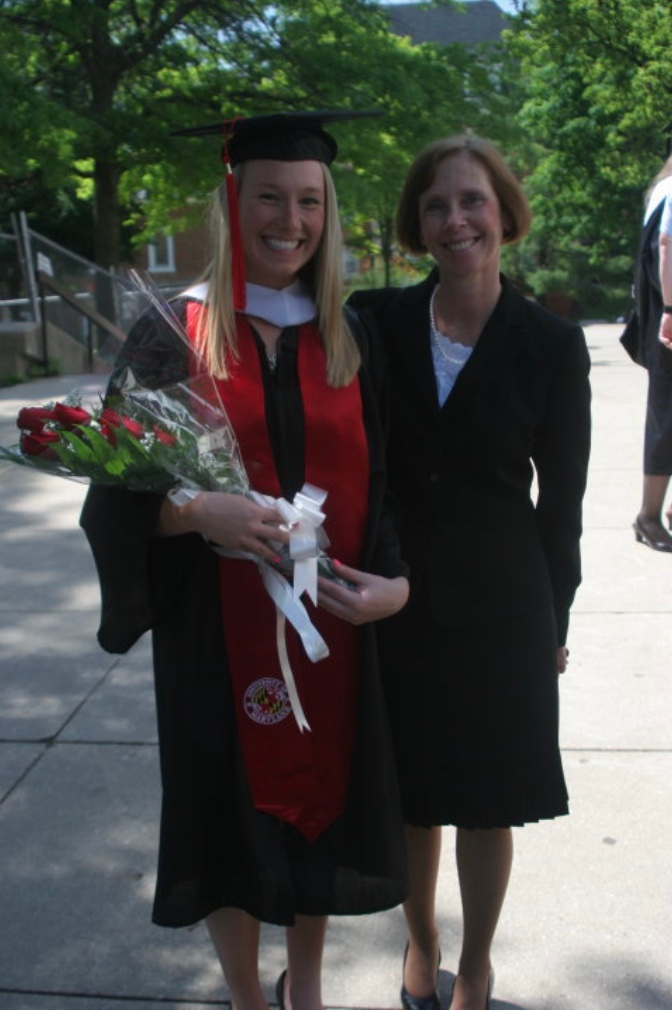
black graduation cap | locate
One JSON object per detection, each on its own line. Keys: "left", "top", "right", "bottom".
{"left": 171, "top": 109, "right": 382, "bottom": 167}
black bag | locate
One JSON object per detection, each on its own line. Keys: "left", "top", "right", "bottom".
{"left": 620, "top": 199, "right": 665, "bottom": 368}
{"left": 620, "top": 308, "right": 645, "bottom": 366}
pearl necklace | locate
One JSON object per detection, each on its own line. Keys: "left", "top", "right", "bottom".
{"left": 429, "top": 286, "right": 470, "bottom": 365}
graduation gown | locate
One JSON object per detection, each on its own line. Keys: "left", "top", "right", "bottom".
{"left": 348, "top": 274, "right": 592, "bottom": 828}
{"left": 80, "top": 300, "right": 408, "bottom": 926}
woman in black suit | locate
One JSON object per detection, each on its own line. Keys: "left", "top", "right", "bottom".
{"left": 348, "top": 135, "right": 591, "bottom": 1010}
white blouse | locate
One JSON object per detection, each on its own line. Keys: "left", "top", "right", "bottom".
{"left": 431, "top": 331, "right": 473, "bottom": 406}
{"left": 429, "top": 286, "right": 474, "bottom": 406}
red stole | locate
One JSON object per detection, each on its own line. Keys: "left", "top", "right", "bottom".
{"left": 186, "top": 304, "right": 370, "bottom": 840}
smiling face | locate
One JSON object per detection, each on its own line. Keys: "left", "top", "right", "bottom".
{"left": 237, "top": 159, "right": 326, "bottom": 289}
{"left": 418, "top": 150, "right": 506, "bottom": 287}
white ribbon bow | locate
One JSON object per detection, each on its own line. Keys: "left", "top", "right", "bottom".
{"left": 260, "top": 483, "right": 329, "bottom": 605}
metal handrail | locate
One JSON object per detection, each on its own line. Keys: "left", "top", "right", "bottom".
{"left": 36, "top": 270, "right": 126, "bottom": 369}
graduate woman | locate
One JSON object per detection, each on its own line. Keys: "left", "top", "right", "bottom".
{"left": 349, "top": 134, "right": 591, "bottom": 1010}
{"left": 81, "top": 111, "right": 409, "bottom": 1010}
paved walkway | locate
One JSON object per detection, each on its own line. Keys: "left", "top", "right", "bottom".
{"left": 0, "top": 324, "right": 670, "bottom": 1010}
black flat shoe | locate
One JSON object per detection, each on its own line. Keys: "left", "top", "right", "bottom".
{"left": 633, "top": 517, "right": 672, "bottom": 552}
{"left": 400, "top": 943, "right": 441, "bottom": 1010}
{"left": 276, "top": 969, "right": 287, "bottom": 1010}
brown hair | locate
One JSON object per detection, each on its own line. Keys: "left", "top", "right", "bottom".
{"left": 395, "top": 133, "right": 532, "bottom": 254}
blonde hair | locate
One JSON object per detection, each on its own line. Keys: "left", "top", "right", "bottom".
{"left": 195, "top": 162, "right": 360, "bottom": 386}
{"left": 396, "top": 133, "right": 532, "bottom": 253}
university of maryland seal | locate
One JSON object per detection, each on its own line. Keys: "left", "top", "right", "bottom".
{"left": 243, "top": 677, "right": 292, "bottom": 725}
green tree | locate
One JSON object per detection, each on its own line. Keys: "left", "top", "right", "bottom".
{"left": 0, "top": 0, "right": 281, "bottom": 268}
{"left": 507, "top": 0, "right": 672, "bottom": 315}
{"left": 0, "top": 0, "right": 525, "bottom": 287}
{"left": 134, "top": 0, "right": 522, "bottom": 286}
{"left": 338, "top": 38, "right": 527, "bottom": 286}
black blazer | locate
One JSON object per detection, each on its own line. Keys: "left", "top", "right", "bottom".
{"left": 348, "top": 273, "right": 592, "bottom": 645}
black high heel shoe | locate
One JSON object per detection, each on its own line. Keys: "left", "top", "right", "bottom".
{"left": 400, "top": 942, "right": 441, "bottom": 1010}
{"left": 448, "top": 969, "right": 494, "bottom": 1010}
{"left": 633, "top": 516, "right": 672, "bottom": 552}
{"left": 276, "top": 969, "right": 287, "bottom": 1010}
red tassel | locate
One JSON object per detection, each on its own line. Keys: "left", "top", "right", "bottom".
{"left": 225, "top": 163, "right": 246, "bottom": 311}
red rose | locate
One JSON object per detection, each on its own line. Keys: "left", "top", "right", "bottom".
{"left": 20, "top": 429, "right": 60, "bottom": 460}
{"left": 153, "top": 425, "right": 177, "bottom": 446}
{"left": 99, "top": 408, "right": 120, "bottom": 444}
{"left": 16, "top": 406, "right": 57, "bottom": 432}
{"left": 99, "top": 408, "right": 144, "bottom": 444}
{"left": 120, "top": 415, "right": 145, "bottom": 439}
{"left": 54, "top": 403, "right": 91, "bottom": 429}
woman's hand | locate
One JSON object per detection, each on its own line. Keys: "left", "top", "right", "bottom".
{"left": 317, "top": 562, "right": 409, "bottom": 625}
{"left": 557, "top": 646, "right": 569, "bottom": 674}
{"left": 159, "top": 491, "right": 289, "bottom": 563}
{"left": 659, "top": 313, "right": 672, "bottom": 350}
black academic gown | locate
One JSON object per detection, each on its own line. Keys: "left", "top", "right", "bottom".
{"left": 80, "top": 301, "right": 408, "bottom": 927}
{"left": 348, "top": 274, "right": 592, "bottom": 828}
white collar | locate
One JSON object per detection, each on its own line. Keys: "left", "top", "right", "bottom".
{"left": 242, "top": 281, "right": 316, "bottom": 327}
{"left": 180, "top": 280, "right": 317, "bottom": 328}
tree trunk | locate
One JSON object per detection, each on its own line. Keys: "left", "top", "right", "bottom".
{"left": 93, "top": 158, "right": 123, "bottom": 269}
{"left": 92, "top": 158, "right": 123, "bottom": 324}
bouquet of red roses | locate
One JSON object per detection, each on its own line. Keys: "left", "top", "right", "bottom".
{"left": 1, "top": 379, "right": 249, "bottom": 497}
{"left": 1, "top": 380, "right": 346, "bottom": 589}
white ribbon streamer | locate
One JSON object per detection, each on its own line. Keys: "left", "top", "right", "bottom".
{"left": 262, "top": 562, "right": 329, "bottom": 733}
{"left": 207, "top": 547, "right": 329, "bottom": 732}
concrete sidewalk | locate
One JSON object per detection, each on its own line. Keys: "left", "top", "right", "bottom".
{"left": 0, "top": 326, "right": 670, "bottom": 1010}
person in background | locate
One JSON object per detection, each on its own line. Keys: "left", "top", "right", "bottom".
{"left": 81, "top": 110, "right": 409, "bottom": 1010}
{"left": 633, "top": 154, "right": 672, "bottom": 551}
{"left": 659, "top": 194, "right": 672, "bottom": 349}
{"left": 348, "top": 133, "right": 591, "bottom": 1010}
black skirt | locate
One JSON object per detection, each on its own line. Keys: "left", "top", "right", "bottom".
{"left": 645, "top": 339, "right": 672, "bottom": 474}
{"left": 378, "top": 575, "right": 569, "bottom": 829}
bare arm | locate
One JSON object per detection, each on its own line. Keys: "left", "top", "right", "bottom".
{"left": 157, "top": 492, "right": 289, "bottom": 564}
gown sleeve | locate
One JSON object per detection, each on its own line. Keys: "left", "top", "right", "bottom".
{"left": 80, "top": 306, "right": 192, "bottom": 653}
